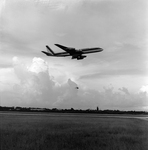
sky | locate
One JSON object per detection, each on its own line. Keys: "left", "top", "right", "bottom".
{"left": 0, "top": 0, "right": 148, "bottom": 111}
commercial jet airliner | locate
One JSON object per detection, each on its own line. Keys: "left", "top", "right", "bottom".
{"left": 42, "top": 44, "right": 103, "bottom": 60}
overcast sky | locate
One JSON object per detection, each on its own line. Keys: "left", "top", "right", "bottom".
{"left": 0, "top": 0, "right": 148, "bottom": 111}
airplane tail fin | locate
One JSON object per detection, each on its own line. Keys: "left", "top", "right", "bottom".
{"left": 46, "top": 45, "right": 55, "bottom": 55}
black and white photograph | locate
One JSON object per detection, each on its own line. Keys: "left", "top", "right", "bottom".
{"left": 0, "top": 0, "right": 148, "bottom": 149}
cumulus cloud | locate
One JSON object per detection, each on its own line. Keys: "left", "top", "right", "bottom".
{"left": 140, "top": 85, "right": 148, "bottom": 97}
{"left": 0, "top": 57, "right": 78, "bottom": 108}
{"left": 0, "top": 57, "right": 148, "bottom": 111}
{"left": 119, "top": 87, "right": 130, "bottom": 95}
{"left": 140, "top": 85, "right": 148, "bottom": 93}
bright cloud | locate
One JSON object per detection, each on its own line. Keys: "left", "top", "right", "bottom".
{"left": 140, "top": 85, "right": 148, "bottom": 96}
{"left": 29, "top": 57, "right": 48, "bottom": 73}
{"left": 0, "top": 57, "right": 147, "bottom": 111}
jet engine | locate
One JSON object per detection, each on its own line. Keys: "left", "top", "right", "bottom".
{"left": 72, "top": 55, "right": 78, "bottom": 59}
{"left": 72, "top": 55, "right": 87, "bottom": 60}
{"left": 77, "top": 55, "right": 87, "bottom": 60}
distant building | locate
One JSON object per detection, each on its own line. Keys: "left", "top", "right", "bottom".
{"left": 97, "top": 106, "right": 99, "bottom": 111}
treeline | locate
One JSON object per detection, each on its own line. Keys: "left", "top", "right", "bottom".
{"left": 0, "top": 106, "right": 148, "bottom": 115}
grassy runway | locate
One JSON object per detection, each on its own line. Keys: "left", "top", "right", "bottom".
{"left": 0, "top": 112, "right": 148, "bottom": 150}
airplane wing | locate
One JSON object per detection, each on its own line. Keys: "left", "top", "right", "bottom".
{"left": 55, "top": 44, "right": 76, "bottom": 53}
{"left": 46, "top": 45, "right": 70, "bottom": 56}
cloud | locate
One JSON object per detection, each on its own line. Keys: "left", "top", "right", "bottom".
{"left": 28, "top": 57, "right": 48, "bottom": 73}
{"left": 0, "top": 57, "right": 148, "bottom": 111}
{"left": 119, "top": 87, "right": 130, "bottom": 95}
{"left": 140, "top": 85, "right": 148, "bottom": 92}
{"left": 0, "top": 57, "right": 78, "bottom": 107}
{"left": 0, "top": 0, "right": 6, "bottom": 14}
{"left": 28, "top": 0, "right": 83, "bottom": 11}
{"left": 140, "top": 85, "right": 148, "bottom": 96}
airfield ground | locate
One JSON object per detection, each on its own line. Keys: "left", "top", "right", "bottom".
{"left": 0, "top": 112, "right": 148, "bottom": 150}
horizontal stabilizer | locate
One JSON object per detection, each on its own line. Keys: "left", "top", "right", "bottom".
{"left": 46, "top": 45, "right": 55, "bottom": 55}
{"left": 41, "top": 51, "right": 53, "bottom": 56}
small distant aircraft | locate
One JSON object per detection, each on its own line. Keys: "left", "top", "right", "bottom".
{"left": 42, "top": 44, "right": 103, "bottom": 60}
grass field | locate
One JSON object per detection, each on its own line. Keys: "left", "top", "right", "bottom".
{"left": 0, "top": 112, "right": 148, "bottom": 150}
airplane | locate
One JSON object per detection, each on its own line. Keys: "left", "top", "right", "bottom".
{"left": 41, "top": 44, "right": 103, "bottom": 60}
